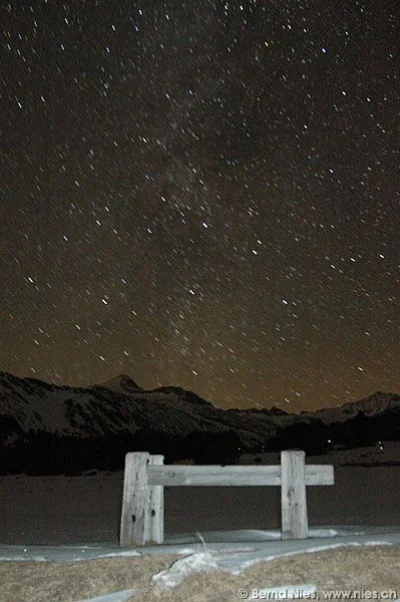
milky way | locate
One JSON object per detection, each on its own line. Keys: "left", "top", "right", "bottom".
{"left": 1, "top": 0, "right": 398, "bottom": 410}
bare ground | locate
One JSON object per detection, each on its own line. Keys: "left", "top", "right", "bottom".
{"left": 1, "top": 546, "right": 399, "bottom": 602}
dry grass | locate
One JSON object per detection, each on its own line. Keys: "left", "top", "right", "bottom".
{"left": 133, "top": 545, "right": 400, "bottom": 602}
{"left": 0, "top": 546, "right": 399, "bottom": 602}
{"left": 0, "top": 554, "right": 177, "bottom": 602}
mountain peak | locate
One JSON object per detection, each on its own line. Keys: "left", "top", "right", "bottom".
{"left": 95, "top": 374, "right": 142, "bottom": 391}
{"left": 341, "top": 390, "right": 399, "bottom": 415}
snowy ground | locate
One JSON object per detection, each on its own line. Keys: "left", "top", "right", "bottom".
{"left": 1, "top": 446, "right": 399, "bottom": 601}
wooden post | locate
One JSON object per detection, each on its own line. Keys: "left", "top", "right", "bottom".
{"left": 119, "top": 452, "right": 150, "bottom": 547}
{"left": 281, "top": 450, "right": 308, "bottom": 540}
{"left": 146, "top": 454, "right": 164, "bottom": 544}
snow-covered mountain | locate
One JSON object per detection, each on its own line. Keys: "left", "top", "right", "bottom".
{"left": 0, "top": 371, "right": 399, "bottom": 473}
{"left": 316, "top": 391, "right": 400, "bottom": 421}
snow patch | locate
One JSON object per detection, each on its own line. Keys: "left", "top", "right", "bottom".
{"left": 74, "top": 589, "right": 137, "bottom": 602}
{"left": 151, "top": 551, "right": 228, "bottom": 588}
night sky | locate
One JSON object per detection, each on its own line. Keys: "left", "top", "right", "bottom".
{"left": 1, "top": 0, "right": 398, "bottom": 411}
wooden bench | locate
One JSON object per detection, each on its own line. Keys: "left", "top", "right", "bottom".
{"left": 119, "top": 450, "right": 334, "bottom": 547}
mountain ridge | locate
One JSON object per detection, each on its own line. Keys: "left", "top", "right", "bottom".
{"left": 1, "top": 371, "right": 399, "bottom": 473}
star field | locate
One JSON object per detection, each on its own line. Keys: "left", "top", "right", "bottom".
{"left": 1, "top": 0, "right": 398, "bottom": 410}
